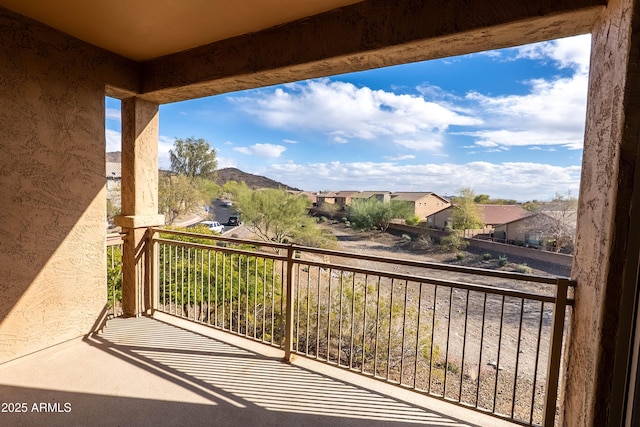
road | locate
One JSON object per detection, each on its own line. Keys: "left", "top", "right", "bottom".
{"left": 209, "top": 198, "right": 241, "bottom": 235}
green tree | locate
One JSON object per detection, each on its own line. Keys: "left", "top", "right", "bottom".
{"left": 346, "top": 198, "right": 412, "bottom": 232}
{"left": 169, "top": 137, "right": 218, "bottom": 180}
{"left": 473, "top": 194, "right": 491, "bottom": 204}
{"left": 451, "top": 187, "right": 484, "bottom": 230}
{"left": 107, "top": 199, "right": 120, "bottom": 224}
{"left": 158, "top": 174, "right": 209, "bottom": 224}
{"left": 522, "top": 200, "right": 541, "bottom": 211}
{"left": 158, "top": 226, "right": 281, "bottom": 336}
{"left": 225, "top": 182, "right": 334, "bottom": 248}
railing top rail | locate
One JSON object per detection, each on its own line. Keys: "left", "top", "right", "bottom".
{"left": 148, "top": 227, "right": 575, "bottom": 288}
{"left": 153, "top": 236, "right": 288, "bottom": 261}
{"left": 151, "top": 227, "right": 290, "bottom": 250}
{"left": 290, "top": 244, "right": 572, "bottom": 285}
{"left": 295, "top": 258, "right": 563, "bottom": 303}
{"left": 106, "top": 232, "right": 125, "bottom": 246}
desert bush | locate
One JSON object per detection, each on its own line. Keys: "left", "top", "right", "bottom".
{"left": 456, "top": 253, "right": 465, "bottom": 261}
{"left": 293, "top": 275, "right": 438, "bottom": 381}
{"left": 405, "top": 215, "right": 421, "bottom": 226}
{"left": 482, "top": 253, "right": 493, "bottom": 260}
{"left": 440, "top": 230, "right": 468, "bottom": 252}
{"left": 498, "top": 255, "right": 508, "bottom": 267}
{"left": 515, "top": 263, "right": 533, "bottom": 274}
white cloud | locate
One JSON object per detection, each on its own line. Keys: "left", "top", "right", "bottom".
{"left": 105, "top": 129, "right": 120, "bottom": 152}
{"left": 464, "top": 72, "right": 588, "bottom": 150}
{"left": 234, "top": 143, "right": 286, "bottom": 158}
{"left": 216, "top": 156, "right": 237, "bottom": 169}
{"left": 515, "top": 34, "right": 591, "bottom": 73}
{"left": 332, "top": 135, "right": 348, "bottom": 144}
{"left": 158, "top": 136, "right": 174, "bottom": 169}
{"left": 231, "top": 79, "right": 481, "bottom": 152}
{"left": 394, "top": 139, "right": 443, "bottom": 151}
{"left": 264, "top": 160, "right": 581, "bottom": 201}
{"left": 283, "top": 139, "right": 299, "bottom": 144}
{"left": 105, "top": 108, "right": 121, "bottom": 122}
{"left": 384, "top": 154, "right": 416, "bottom": 161}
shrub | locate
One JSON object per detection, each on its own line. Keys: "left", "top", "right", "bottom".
{"left": 440, "top": 231, "right": 468, "bottom": 252}
{"left": 498, "top": 255, "right": 508, "bottom": 267}
{"left": 405, "top": 215, "right": 421, "bottom": 226}
{"left": 482, "top": 253, "right": 493, "bottom": 260}
{"left": 515, "top": 263, "right": 533, "bottom": 274}
{"left": 456, "top": 253, "right": 465, "bottom": 261}
{"left": 402, "top": 233, "right": 412, "bottom": 241}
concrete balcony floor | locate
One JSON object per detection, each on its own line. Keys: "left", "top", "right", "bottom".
{"left": 0, "top": 313, "right": 515, "bottom": 427}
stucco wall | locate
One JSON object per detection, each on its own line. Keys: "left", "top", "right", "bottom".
{"left": 0, "top": 9, "right": 138, "bottom": 363}
{"left": 414, "top": 196, "right": 450, "bottom": 220}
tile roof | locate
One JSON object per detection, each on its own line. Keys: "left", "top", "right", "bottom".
{"left": 478, "top": 205, "right": 531, "bottom": 225}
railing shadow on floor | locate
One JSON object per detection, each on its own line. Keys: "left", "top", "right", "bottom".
{"left": 82, "top": 316, "right": 476, "bottom": 426}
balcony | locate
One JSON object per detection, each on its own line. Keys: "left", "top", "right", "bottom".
{"left": 84, "top": 228, "right": 573, "bottom": 426}
{"left": 0, "top": 314, "right": 518, "bottom": 426}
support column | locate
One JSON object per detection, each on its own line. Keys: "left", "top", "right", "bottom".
{"left": 115, "top": 97, "right": 165, "bottom": 317}
{"left": 565, "top": 0, "right": 640, "bottom": 425}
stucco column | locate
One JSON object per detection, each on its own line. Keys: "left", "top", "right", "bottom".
{"left": 115, "top": 97, "right": 165, "bottom": 317}
{"left": 564, "top": 0, "right": 640, "bottom": 424}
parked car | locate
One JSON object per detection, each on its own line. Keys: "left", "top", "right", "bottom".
{"left": 199, "top": 220, "right": 224, "bottom": 233}
{"left": 227, "top": 215, "right": 241, "bottom": 226}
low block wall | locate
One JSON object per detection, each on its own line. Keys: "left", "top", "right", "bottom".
{"left": 387, "top": 223, "right": 572, "bottom": 268}
{"left": 465, "top": 238, "right": 573, "bottom": 268}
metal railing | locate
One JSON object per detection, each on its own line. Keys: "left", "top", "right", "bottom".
{"left": 106, "top": 233, "right": 124, "bottom": 318}
{"left": 146, "top": 228, "right": 573, "bottom": 426}
{"left": 153, "top": 229, "right": 289, "bottom": 347}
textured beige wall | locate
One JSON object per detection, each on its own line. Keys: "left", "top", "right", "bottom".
{"left": 565, "top": 0, "right": 640, "bottom": 424}
{"left": 414, "top": 196, "right": 450, "bottom": 220}
{"left": 0, "top": 8, "right": 138, "bottom": 363}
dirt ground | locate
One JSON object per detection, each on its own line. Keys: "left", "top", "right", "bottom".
{"left": 322, "top": 222, "right": 571, "bottom": 278}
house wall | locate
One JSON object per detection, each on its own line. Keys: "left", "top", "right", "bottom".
{"left": 414, "top": 195, "right": 451, "bottom": 219}
{"left": 0, "top": 8, "right": 139, "bottom": 363}
{"left": 494, "top": 216, "right": 540, "bottom": 243}
{"left": 428, "top": 207, "right": 454, "bottom": 229}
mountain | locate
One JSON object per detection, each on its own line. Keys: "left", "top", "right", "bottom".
{"left": 215, "top": 167, "right": 300, "bottom": 191}
{"left": 106, "top": 152, "right": 297, "bottom": 191}
{"left": 106, "top": 151, "right": 121, "bottom": 162}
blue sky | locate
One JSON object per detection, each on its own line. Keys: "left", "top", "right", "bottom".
{"left": 106, "top": 34, "right": 590, "bottom": 201}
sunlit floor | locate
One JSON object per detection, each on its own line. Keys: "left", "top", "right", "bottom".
{"left": 0, "top": 314, "right": 514, "bottom": 427}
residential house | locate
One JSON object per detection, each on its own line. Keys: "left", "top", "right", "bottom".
{"left": 333, "top": 190, "right": 359, "bottom": 209}
{"left": 1, "top": 1, "right": 637, "bottom": 425}
{"left": 494, "top": 210, "right": 577, "bottom": 249}
{"left": 390, "top": 192, "right": 450, "bottom": 220}
{"left": 493, "top": 214, "right": 545, "bottom": 245}
{"left": 428, "top": 204, "right": 531, "bottom": 231}
{"left": 316, "top": 192, "right": 336, "bottom": 207}
{"left": 350, "top": 191, "right": 392, "bottom": 204}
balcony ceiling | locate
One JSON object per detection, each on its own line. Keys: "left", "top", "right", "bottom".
{"left": 0, "top": 0, "right": 363, "bottom": 61}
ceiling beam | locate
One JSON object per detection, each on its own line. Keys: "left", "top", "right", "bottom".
{"left": 140, "top": 0, "right": 606, "bottom": 103}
